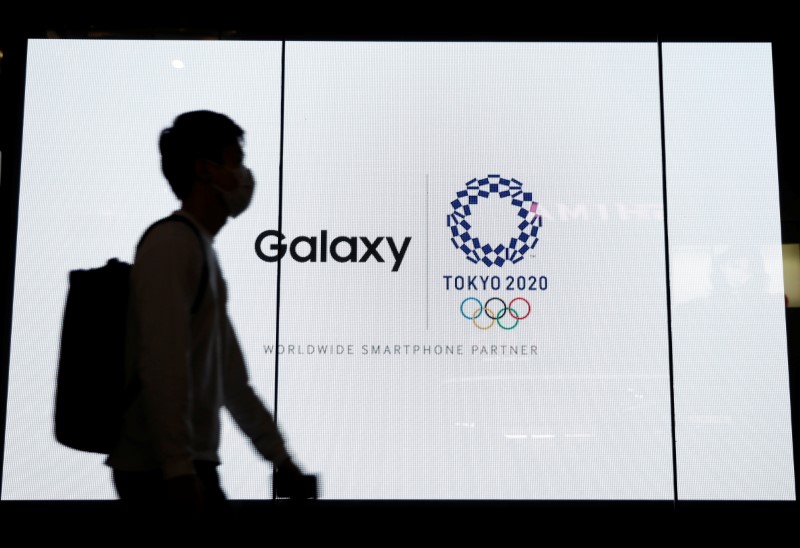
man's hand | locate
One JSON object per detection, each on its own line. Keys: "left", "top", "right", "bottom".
{"left": 277, "top": 458, "right": 303, "bottom": 478}
{"left": 275, "top": 459, "right": 317, "bottom": 499}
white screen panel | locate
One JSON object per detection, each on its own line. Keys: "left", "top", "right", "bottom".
{"left": 276, "top": 42, "right": 673, "bottom": 499}
{"left": 2, "top": 39, "right": 283, "bottom": 499}
{"left": 663, "top": 43, "right": 795, "bottom": 500}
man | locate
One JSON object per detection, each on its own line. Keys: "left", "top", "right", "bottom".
{"left": 106, "top": 110, "right": 304, "bottom": 512}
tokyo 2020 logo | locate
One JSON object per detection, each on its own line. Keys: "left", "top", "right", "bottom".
{"left": 448, "top": 175, "right": 541, "bottom": 267}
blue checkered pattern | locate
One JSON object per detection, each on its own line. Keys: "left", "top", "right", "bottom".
{"left": 448, "top": 175, "right": 541, "bottom": 266}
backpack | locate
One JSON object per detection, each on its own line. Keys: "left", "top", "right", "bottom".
{"left": 54, "top": 215, "right": 208, "bottom": 454}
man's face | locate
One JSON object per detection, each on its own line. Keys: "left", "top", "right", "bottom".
{"left": 210, "top": 142, "right": 245, "bottom": 192}
{"left": 203, "top": 141, "right": 255, "bottom": 218}
{"left": 223, "top": 142, "right": 244, "bottom": 167}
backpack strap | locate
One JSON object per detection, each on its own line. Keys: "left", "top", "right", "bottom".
{"left": 137, "top": 214, "right": 208, "bottom": 313}
{"left": 121, "top": 215, "right": 210, "bottom": 418}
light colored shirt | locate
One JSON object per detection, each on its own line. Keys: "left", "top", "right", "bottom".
{"left": 107, "top": 210, "right": 289, "bottom": 479}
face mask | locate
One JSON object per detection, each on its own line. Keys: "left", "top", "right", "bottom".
{"left": 214, "top": 165, "right": 255, "bottom": 218}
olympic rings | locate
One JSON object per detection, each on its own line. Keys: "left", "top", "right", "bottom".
{"left": 460, "top": 297, "right": 531, "bottom": 330}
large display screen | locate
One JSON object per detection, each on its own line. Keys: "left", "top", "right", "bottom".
{"left": 0, "top": 39, "right": 794, "bottom": 500}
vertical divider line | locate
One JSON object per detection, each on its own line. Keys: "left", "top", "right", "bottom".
{"left": 271, "top": 40, "right": 286, "bottom": 500}
{"left": 657, "top": 38, "right": 680, "bottom": 508}
{"left": 426, "top": 174, "right": 429, "bottom": 331}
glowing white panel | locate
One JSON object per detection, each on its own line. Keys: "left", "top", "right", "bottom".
{"left": 663, "top": 43, "right": 795, "bottom": 500}
{"left": 2, "top": 39, "right": 283, "bottom": 500}
{"left": 276, "top": 42, "right": 673, "bottom": 499}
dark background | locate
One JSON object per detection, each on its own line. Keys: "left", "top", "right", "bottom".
{"left": 1, "top": 16, "right": 798, "bottom": 532}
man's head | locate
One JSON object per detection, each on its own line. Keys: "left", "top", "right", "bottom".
{"left": 159, "top": 110, "right": 245, "bottom": 201}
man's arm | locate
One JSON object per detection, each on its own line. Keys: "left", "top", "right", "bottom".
{"left": 221, "top": 315, "right": 300, "bottom": 471}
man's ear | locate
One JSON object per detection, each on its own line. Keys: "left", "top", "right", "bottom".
{"left": 194, "top": 158, "right": 213, "bottom": 181}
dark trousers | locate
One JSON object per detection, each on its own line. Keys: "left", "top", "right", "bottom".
{"left": 113, "top": 461, "right": 228, "bottom": 521}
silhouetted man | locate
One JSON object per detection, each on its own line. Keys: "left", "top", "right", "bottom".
{"left": 106, "top": 110, "right": 304, "bottom": 514}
